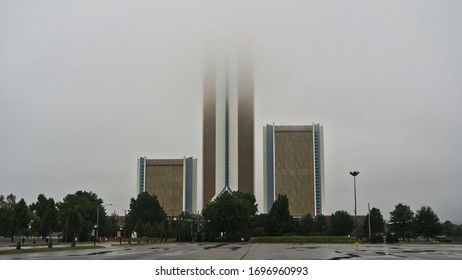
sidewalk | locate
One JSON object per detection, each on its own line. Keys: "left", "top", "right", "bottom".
{"left": 0, "top": 241, "right": 116, "bottom": 251}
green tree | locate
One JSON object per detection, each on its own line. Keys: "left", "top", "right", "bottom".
{"left": 389, "top": 203, "right": 414, "bottom": 240}
{"left": 42, "top": 199, "right": 59, "bottom": 246}
{"left": 0, "top": 194, "right": 14, "bottom": 238}
{"left": 30, "top": 194, "right": 49, "bottom": 215}
{"left": 441, "top": 220, "right": 454, "bottom": 237}
{"left": 125, "top": 192, "right": 167, "bottom": 236}
{"left": 453, "top": 224, "right": 462, "bottom": 237}
{"left": 312, "top": 214, "right": 328, "bottom": 236}
{"left": 174, "top": 212, "right": 193, "bottom": 241}
{"left": 252, "top": 214, "right": 268, "bottom": 236}
{"left": 163, "top": 220, "right": 170, "bottom": 239}
{"left": 144, "top": 222, "right": 153, "bottom": 238}
{"left": 233, "top": 192, "right": 258, "bottom": 218}
{"left": 414, "top": 206, "right": 442, "bottom": 241}
{"left": 152, "top": 222, "right": 162, "bottom": 239}
{"left": 58, "top": 191, "right": 106, "bottom": 242}
{"left": 362, "top": 207, "right": 385, "bottom": 238}
{"left": 174, "top": 218, "right": 190, "bottom": 242}
{"left": 100, "top": 212, "right": 120, "bottom": 239}
{"left": 329, "top": 210, "right": 355, "bottom": 236}
{"left": 6, "top": 194, "right": 16, "bottom": 206}
{"left": 0, "top": 194, "right": 17, "bottom": 240}
{"left": 66, "top": 207, "right": 83, "bottom": 246}
{"left": 30, "top": 194, "right": 58, "bottom": 240}
{"left": 29, "top": 194, "right": 48, "bottom": 228}
{"left": 135, "top": 219, "right": 145, "bottom": 238}
{"left": 265, "top": 195, "right": 294, "bottom": 236}
{"left": 202, "top": 191, "right": 257, "bottom": 241}
{"left": 299, "top": 213, "right": 314, "bottom": 236}
{"left": 233, "top": 191, "right": 258, "bottom": 235}
{"left": 12, "top": 199, "right": 30, "bottom": 241}
{"left": 29, "top": 194, "right": 48, "bottom": 238}
{"left": 28, "top": 212, "right": 40, "bottom": 237}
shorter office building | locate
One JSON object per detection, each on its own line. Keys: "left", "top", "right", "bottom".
{"left": 137, "top": 157, "right": 197, "bottom": 216}
{"left": 263, "top": 124, "right": 325, "bottom": 217}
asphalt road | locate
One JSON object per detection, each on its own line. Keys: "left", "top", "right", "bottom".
{"left": 1, "top": 242, "right": 462, "bottom": 260}
{"left": 0, "top": 242, "right": 15, "bottom": 248}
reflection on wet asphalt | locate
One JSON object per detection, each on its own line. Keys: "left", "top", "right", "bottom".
{"left": 1, "top": 242, "right": 462, "bottom": 260}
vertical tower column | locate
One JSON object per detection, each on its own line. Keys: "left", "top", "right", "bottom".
{"left": 203, "top": 45, "right": 254, "bottom": 206}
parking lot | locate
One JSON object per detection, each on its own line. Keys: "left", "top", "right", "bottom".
{"left": 1, "top": 242, "right": 462, "bottom": 260}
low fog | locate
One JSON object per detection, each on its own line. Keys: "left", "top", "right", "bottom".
{"left": 1, "top": 1, "right": 461, "bottom": 222}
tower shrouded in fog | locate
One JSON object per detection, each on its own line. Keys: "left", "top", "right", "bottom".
{"left": 203, "top": 46, "right": 254, "bottom": 206}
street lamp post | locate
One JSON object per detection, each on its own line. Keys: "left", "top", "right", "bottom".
{"left": 119, "top": 227, "right": 123, "bottom": 245}
{"left": 349, "top": 171, "right": 360, "bottom": 239}
{"left": 368, "top": 203, "right": 372, "bottom": 241}
{"left": 96, "top": 203, "right": 112, "bottom": 244}
{"left": 93, "top": 225, "right": 97, "bottom": 246}
{"left": 122, "top": 209, "right": 127, "bottom": 239}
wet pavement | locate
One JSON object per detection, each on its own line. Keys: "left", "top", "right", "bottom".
{"left": 1, "top": 242, "right": 461, "bottom": 260}
{"left": 243, "top": 243, "right": 462, "bottom": 260}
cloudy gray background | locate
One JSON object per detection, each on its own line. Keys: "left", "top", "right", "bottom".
{"left": 1, "top": 1, "right": 461, "bottom": 223}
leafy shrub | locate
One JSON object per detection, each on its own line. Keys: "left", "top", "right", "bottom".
{"left": 385, "top": 232, "right": 398, "bottom": 243}
{"left": 370, "top": 234, "right": 384, "bottom": 243}
{"left": 435, "top": 236, "right": 452, "bottom": 243}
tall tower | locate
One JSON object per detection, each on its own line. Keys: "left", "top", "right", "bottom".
{"left": 203, "top": 47, "right": 254, "bottom": 206}
{"left": 263, "top": 124, "right": 325, "bottom": 216}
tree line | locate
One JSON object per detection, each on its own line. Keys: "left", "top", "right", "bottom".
{"left": 0, "top": 191, "right": 119, "bottom": 247}
{"left": 2, "top": 191, "right": 461, "bottom": 245}
{"left": 0, "top": 191, "right": 199, "bottom": 245}
{"left": 199, "top": 193, "right": 462, "bottom": 243}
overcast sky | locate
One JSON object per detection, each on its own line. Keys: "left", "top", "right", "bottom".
{"left": 1, "top": 1, "right": 461, "bottom": 223}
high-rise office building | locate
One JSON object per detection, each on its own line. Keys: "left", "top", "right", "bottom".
{"left": 137, "top": 157, "right": 197, "bottom": 216}
{"left": 203, "top": 48, "right": 254, "bottom": 206}
{"left": 263, "top": 124, "right": 325, "bottom": 216}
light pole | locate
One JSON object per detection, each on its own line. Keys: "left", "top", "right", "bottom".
{"left": 119, "top": 226, "right": 123, "bottom": 245}
{"left": 368, "top": 203, "right": 372, "bottom": 241}
{"left": 96, "top": 203, "right": 112, "bottom": 243}
{"left": 122, "top": 209, "right": 127, "bottom": 239}
{"left": 93, "top": 225, "right": 97, "bottom": 246}
{"left": 349, "top": 171, "right": 360, "bottom": 239}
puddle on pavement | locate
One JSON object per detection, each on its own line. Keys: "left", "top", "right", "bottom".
{"left": 87, "top": 251, "right": 111, "bottom": 256}
{"left": 287, "top": 246, "right": 319, "bottom": 250}
{"left": 150, "top": 247, "right": 169, "bottom": 250}
{"left": 228, "top": 246, "right": 242, "bottom": 251}
{"left": 329, "top": 253, "right": 360, "bottom": 260}
{"left": 203, "top": 244, "right": 227, "bottom": 250}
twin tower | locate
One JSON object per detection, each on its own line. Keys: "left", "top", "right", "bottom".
{"left": 203, "top": 48, "right": 254, "bottom": 204}
{"left": 138, "top": 47, "right": 325, "bottom": 217}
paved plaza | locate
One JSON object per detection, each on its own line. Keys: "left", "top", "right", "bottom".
{"left": 1, "top": 242, "right": 462, "bottom": 260}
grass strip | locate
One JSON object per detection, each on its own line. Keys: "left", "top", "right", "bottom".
{"left": 0, "top": 245, "right": 104, "bottom": 255}
{"left": 249, "top": 236, "right": 357, "bottom": 244}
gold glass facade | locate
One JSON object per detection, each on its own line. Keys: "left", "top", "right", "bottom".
{"left": 144, "top": 159, "right": 184, "bottom": 217}
{"left": 264, "top": 124, "right": 324, "bottom": 217}
{"left": 274, "top": 126, "right": 315, "bottom": 217}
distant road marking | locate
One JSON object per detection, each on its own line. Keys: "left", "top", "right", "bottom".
{"left": 241, "top": 244, "right": 257, "bottom": 260}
